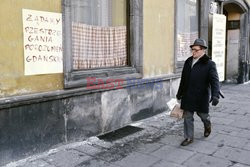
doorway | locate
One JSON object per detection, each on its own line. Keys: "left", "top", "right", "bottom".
{"left": 223, "top": 2, "right": 247, "bottom": 83}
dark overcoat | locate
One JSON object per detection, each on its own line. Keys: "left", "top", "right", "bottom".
{"left": 176, "top": 54, "right": 220, "bottom": 113}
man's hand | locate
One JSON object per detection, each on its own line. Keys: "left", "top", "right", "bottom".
{"left": 176, "top": 95, "right": 182, "bottom": 100}
{"left": 210, "top": 96, "right": 219, "bottom": 106}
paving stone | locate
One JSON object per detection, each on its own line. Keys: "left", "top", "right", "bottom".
{"left": 114, "top": 152, "right": 160, "bottom": 167}
{"left": 210, "top": 111, "right": 230, "bottom": 118}
{"left": 237, "top": 107, "right": 250, "bottom": 114}
{"left": 225, "top": 114, "right": 248, "bottom": 121}
{"left": 211, "top": 117, "right": 234, "bottom": 125}
{"left": 149, "top": 159, "right": 186, "bottom": 167}
{"left": 183, "top": 153, "right": 232, "bottom": 167}
{"left": 158, "top": 134, "right": 184, "bottom": 147}
{"left": 141, "top": 114, "right": 176, "bottom": 129}
{"left": 230, "top": 120, "right": 250, "bottom": 130}
{"left": 43, "top": 149, "right": 92, "bottom": 167}
{"left": 212, "top": 124, "right": 243, "bottom": 136}
{"left": 182, "top": 140, "right": 219, "bottom": 155}
{"left": 73, "top": 143, "right": 103, "bottom": 156}
{"left": 75, "top": 159, "right": 120, "bottom": 167}
{"left": 235, "top": 129, "right": 250, "bottom": 139}
{"left": 219, "top": 104, "right": 239, "bottom": 111}
{"left": 209, "top": 134, "right": 249, "bottom": 149}
{"left": 16, "top": 159, "right": 55, "bottom": 167}
{"left": 213, "top": 146, "right": 250, "bottom": 165}
{"left": 221, "top": 107, "right": 249, "bottom": 116}
{"left": 136, "top": 142, "right": 165, "bottom": 154}
{"left": 151, "top": 145, "right": 194, "bottom": 164}
{"left": 231, "top": 163, "right": 250, "bottom": 167}
{"left": 244, "top": 142, "right": 250, "bottom": 151}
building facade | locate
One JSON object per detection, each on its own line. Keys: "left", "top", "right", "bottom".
{"left": 0, "top": 0, "right": 249, "bottom": 165}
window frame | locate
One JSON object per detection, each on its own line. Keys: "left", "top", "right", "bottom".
{"left": 63, "top": 0, "right": 143, "bottom": 88}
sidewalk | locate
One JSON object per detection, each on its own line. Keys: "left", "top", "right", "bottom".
{"left": 4, "top": 83, "right": 250, "bottom": 167}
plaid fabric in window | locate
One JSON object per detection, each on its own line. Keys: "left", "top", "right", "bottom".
{"left": 72, "top": 22, "right": 127, "bottom": 69}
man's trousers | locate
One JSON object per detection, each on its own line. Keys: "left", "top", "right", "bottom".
{"left": 183, "top": 110, "right": 211, "bottom": 139}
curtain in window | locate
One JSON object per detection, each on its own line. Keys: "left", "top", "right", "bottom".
{"left": 71, "top": 0, "right": 127, "bottom": 69}
{"left": 72, "top": 22, "right": 127, "bottom": 69}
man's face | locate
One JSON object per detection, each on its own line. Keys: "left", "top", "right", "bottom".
{"left": 191, "top": 46, "right": 205, "bottom": 59}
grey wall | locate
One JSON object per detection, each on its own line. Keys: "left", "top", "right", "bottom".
{"left": 226, "top": 29, "right": 240, "bottom": 82}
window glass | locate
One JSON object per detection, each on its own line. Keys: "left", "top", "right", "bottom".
{"left": 71, "top": 0, "right": 127, "bottom": 69}
{"left": 176, "top": 0, "right": 199, "bottom": 61}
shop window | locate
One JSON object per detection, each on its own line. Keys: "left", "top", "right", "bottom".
{"left": 63, "top": 0, "right": 143, "bottom": 88}
{"left": 176, "top": 0, "right": 199, "bottom": 63}
{"left": 71, "top": 0, "right": 127, "bottom": 70}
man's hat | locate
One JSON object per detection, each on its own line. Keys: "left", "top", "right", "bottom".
{"left": 190, "top": 38, "right": 207, "bottom": 49}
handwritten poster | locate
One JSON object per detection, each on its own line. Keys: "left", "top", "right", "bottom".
{"left": 22, "top": 9, "right": 62, "bottom": 75}
{"left": 212, "top": 14, "right": 226, "bottom": 82}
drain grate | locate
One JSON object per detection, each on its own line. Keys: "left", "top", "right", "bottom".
{"left": 97, "top": 125, "right": 144, "bottom": 142}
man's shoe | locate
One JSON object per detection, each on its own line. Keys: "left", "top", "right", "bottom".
{"left": 180, "top": 138, "right": 193, "bottom": 146}
{"left": 204, "top": 126, "right": 211, "bottom": 137}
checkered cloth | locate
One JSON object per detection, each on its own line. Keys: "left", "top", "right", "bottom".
{"left": 72, "top": 22, "right": 127, "bottom": 69}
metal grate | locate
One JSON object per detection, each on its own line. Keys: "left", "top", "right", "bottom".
{"left": 97, "top": 125, "right": 143, "bottom": 142}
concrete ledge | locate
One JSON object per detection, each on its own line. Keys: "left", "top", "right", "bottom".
{"left": 0, "top": 74, "right": 180, "bottom": 109}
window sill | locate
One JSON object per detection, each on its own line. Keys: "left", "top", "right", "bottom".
{"left": 64, "top": 66, "right": 141, "bottom": 88}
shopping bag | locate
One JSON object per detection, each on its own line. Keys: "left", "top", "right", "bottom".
{"left": 167, "top": 98, "right": 183, "bottom": 119}
{"left": 170, "top": 103, "right": 183, "bottom": 119}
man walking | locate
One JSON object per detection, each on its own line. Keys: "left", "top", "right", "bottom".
{"left": 176, "top": 38, "right": 220, "bottom": 146}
